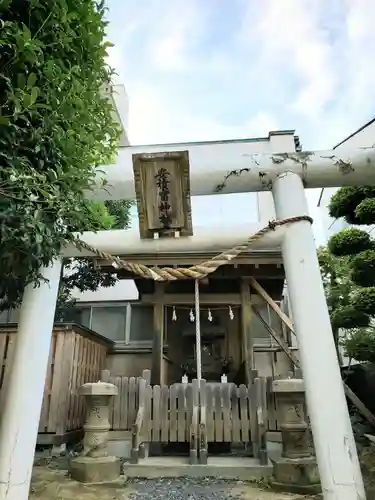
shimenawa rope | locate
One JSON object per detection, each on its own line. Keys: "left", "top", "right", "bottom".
{"left": 73, "top": 215, "right": 313, "bottom": 282}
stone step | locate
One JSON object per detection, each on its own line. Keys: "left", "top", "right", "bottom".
{"left": 122, "top": 456, "right": 273, "bottom": 481}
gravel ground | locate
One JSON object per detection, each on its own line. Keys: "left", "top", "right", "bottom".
{"left": 126, "top": 478, "right": 310, "bottom": 500}
{"left": 30, "top": 467, "right": 316, "bottom": 500}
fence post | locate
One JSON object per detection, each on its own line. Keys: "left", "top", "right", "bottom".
{"left": 139, "top": 370, "right": 150, "bottom": 459}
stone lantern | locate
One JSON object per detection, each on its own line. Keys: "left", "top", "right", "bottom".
{"left": 70, "top": 381, "right": 120, "bottom": 483}
{"left": 271, "top": 378, "right": 320, "bottom": 494}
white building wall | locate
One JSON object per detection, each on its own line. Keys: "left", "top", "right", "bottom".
{"left": 112, "top": 84, "right": 130, "bottom": 147}
{"left": 73, "top": 280, "right": 138, "bottom": 302}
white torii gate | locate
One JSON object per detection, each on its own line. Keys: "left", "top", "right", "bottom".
{"left": 1, "top": 145, "right": 374, "bottom": 500}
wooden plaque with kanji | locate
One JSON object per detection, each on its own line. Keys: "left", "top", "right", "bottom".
{"left": 132, "top": 150, "right": 193, "bottom": 239}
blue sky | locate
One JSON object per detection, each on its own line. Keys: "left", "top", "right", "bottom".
{"left": 104, "top": 0, "right": 375, "bottom": 244}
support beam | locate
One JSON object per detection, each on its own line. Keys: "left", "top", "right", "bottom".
{"left": 90, "top": 144, "right": 375, "bottom": 201}
{"left": 63, "top": 222, "right": 286, "bottom": 258}
{"left": 151, "top": 282, "right": 165, "bottom": 386}
{"left": 251, "top": 306, "right": 299, "bottom": 368}
{"left": 272, "top": 172, "right": 365, "bottom": 500}
{"left": 249, "top": 277, "right": 295, "bottom": 336}
{"left": 0, "top": 259, "right": 62, "bottom": 500}
{"left": 240, "top": 279, "right": 253, "bottom": 383}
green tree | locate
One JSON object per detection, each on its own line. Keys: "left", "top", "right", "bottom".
{"left": 318, "top": 246, "right": 375, "bottom": 364}
{"left": 325, "top": 186, "right": 375, "bottom": 362}
{"left": 0, "top": 0, "right": 122, "bottom": 310}
{"left": 318, "top": 247, "right": 353, "bottom": 363}
{"left": 343, "top": 327, "right": 375, "bottom": 364}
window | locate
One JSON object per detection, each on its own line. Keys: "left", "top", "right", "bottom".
{"left": 251, "top": 303, "right": 286, "bottom": 345}
{"left": 91, "top": 306, "right": 127, "bottom": 342}
{"left": 0, "top": 309, "right": 19, "bottom": 324}
{"left": 0, "top": 310, "right": 9, "bottom": 324}
{"left": 77, "top": 307, "right": 91, "bottom": 329}
{"left": 71, "top": 302, "right": 156, "bottom": 346}
{"left": 8, "top": 309, "right": 19, "bottom": 323}
{"left": 129, "top": 305, "right": 154, "bottom": 342}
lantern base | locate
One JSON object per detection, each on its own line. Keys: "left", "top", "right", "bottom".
{"left": 271, "top": 456, "right": 321, "bottom": 495}
{"left": 70, "top": 455, "right": 121, "bottom": 484}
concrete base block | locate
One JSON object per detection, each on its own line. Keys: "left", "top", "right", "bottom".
{"left": 271, "top": 456, "right": 321, "bottom": 494}
{"left": 107, "top": 431, "right": 132, "bottom": 459}
{"left": 107, "top": 439, "right": 132, "bottom": 458}
{"left": 69, "top": 455, "right": 121, "bottom": 483}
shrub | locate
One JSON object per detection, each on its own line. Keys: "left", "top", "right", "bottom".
{"left": 328, "top": 228, "right": 373, "bottom": 257}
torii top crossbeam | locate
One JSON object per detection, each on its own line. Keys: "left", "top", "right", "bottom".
{"left": 89, "top": 141, "right": 375, "bottom": 201}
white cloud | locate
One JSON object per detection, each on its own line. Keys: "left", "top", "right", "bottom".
{"left": 126, "top": 81, "right": 279, "bottom": 144}
{"left": 343, "top": 1, "right": 375, "bottom": 111}
{"left": 106, "top": 44, "right": 123, "bottom": 75}
{"left": 107, "top": 0, "right": 375, "bottom": 151}
{"left": 152, "top": 32, "right": 187, "bottom": 71}
{"left": 150, "top": 1, "right": 204, "bottom": 72}
{"left": 241, "top": 0, "right": 337, "bottom": 119}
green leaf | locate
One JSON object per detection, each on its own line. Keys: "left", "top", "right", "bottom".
{"left": 27, "top": 73, "right": 37, "bottom": 88}
{"left": 17, "top": 73, "right": 26, "bottom": 89}
{"left": 34, "top": 103, "right": 51, "bottom": 110}
{"left": 23, "top": 93, "right": 31, "bottom": 107}
{"left": 22, "top": 23, "right": 31, "bottom": 40}
{"left": 30, "top": 86, "right": 39, "bottom": 105}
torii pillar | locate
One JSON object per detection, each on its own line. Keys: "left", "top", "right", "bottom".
{"left": 273, "top": 172, "right": 365, "bottom": 500}
{"left": 0, "top": 259, "right": 62, "bottom": 500}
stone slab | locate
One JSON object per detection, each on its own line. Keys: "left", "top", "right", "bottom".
{"left": 70, "top": 455, "right": 121, "bottom": 483}
{"left": 123, "top": 456, "right": 273, "bottom": 481}
{"left": 271, "top": 481, "right": 322, "bottom": 495}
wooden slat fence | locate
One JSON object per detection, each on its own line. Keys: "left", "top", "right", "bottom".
{"left": 126, "top": 374, "right": 269, "bottom": 465}
{"left": 198, "top": 378, "right": 268, "bottom": 464}
{"left": 103, "top": 374, "right": 140, "bottom": 431}
{"left": 201, "top": 382, "right": 253, "bottom": 443}
{"left": 0, "top": 324, "right": 112, "bottom": 444}
{"left": 130, "top": 378, "right": 199, "bottom": 464}
{"left": 103, "top": 370, "right": 279, "bottom": 436}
